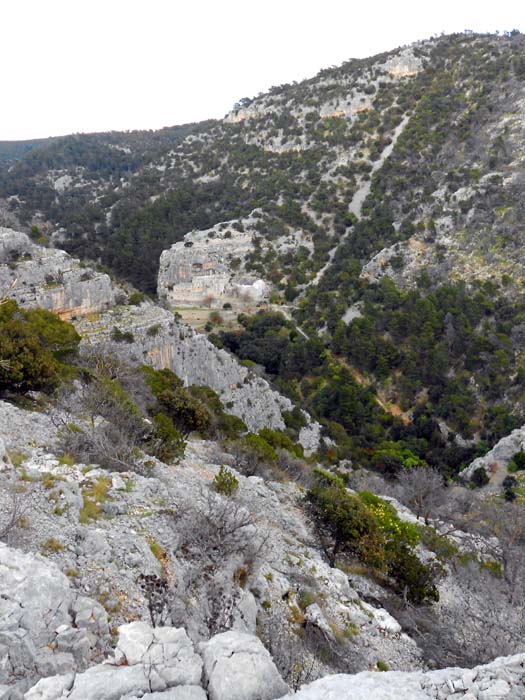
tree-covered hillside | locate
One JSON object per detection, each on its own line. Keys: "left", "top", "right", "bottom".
{"left": 2, "top": 31, "right": 525, "bottom": 464}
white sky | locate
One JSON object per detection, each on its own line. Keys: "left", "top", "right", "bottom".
{"left": 1, "top": 0, "right": 523, "bottom": 141}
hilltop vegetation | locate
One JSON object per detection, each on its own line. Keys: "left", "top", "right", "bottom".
{"left": 1, "top": 30, "right": 525, "bottom": 467}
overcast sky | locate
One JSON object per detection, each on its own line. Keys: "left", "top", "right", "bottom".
{"left": 1, "top": 0, "right": 523, "bottom": 141}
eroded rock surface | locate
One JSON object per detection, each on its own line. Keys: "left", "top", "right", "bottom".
{"left": 199, "top": 631, "right": 288, "bottom": 700}
{"left": 277, "top": 654, "right": 525, "bottom": 700}
{"left": 0, "top": 544, "right": 108, "bottom": 692}
{"left": 0, "top": 228, "right": 115, "bottom": 320}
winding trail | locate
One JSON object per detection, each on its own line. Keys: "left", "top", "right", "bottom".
{"left": 309, "top": 115, "right": 410, "bottom": 288}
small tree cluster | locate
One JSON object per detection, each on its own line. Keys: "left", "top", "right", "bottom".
{"left": 306, "top": 469, "right": 440, "bottom": 604}
{"left": 0, "top": 300, "right": 80, "bottom": 396}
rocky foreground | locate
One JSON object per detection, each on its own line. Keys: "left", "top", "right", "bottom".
{"left": 1, "top": 542, "right": 524, "bottom": 700}
{"left": 1, "top": 395, "right": 524, "bottom": 699}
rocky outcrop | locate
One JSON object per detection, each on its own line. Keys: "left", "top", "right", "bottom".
{"left": 0, "top": 544, "right": 108, "bottom": 692}
{"left": 24, "top": 622, "right": 204, "bottom": 700}
{"left": 277, "top": 653, "right": 525, "bottom": 699}
{"left": 462, "top": 425, "right": 525, "bottom": 482}
{"left": 0, "top": 227, "right": 116, "bottom": 320}
{"left": 0, "top": 399, "right": 59, "bottom": 452}
{"left": 1, "top": 396, "right": 523, "bottom": 699}
{"left": 200, "top": 631, "right": 288, "bottom": 700}
{"left": 381, "top": 48, "right": 423, "bottom": 78}
{"left": 23, "top": 623, "right": 289, "bottom": 700}
{"left": 75, "top": 303, "right": 296, "bottom": 433}
{"left": 157, "top": 216, "right": 269, "bottom": 308}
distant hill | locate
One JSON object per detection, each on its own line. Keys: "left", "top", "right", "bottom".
{"left": 2, "top": 30, "right": 525, "bottom": 458}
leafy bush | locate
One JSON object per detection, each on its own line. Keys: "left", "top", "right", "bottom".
{"left": 471, "top": 467, "right": 490, "bottom": 487}
{"left": 111, "top": 327, "right": 135, "bottom": 343}
{"left": 359, "top": 491, "right": 420, "bottom": 548}
{"left": 307, "top": 469, "right": 386, "bottom": 569}
{"left": 128, "top": 291, "right": 146, "bottom": 305}
{"left": 508, "top": 451, "right": 525, "bottom": 472}
{"left": 258, "top": 427, "right": 304, "bottom": 458}
{"left": 0, "top": 300, "right": 80, "bottom": 396}
{"left": 212, "top": 465, "right": 239, "bottom": 496}
{"left": 141, "top": 366, "right": 211, "bottom": 437}
{"left": 307, "top": 469, "right": 440, "bottom": 604}
{"left": 149, "top": 413, "right": 186, "bottom": 463}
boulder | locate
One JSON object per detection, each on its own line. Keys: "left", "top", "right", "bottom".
{"left": 24, "top": 623, "right": 203, "bottom": 700}
{"left": 199, "top": 631, "right": 288, "bottom": 700}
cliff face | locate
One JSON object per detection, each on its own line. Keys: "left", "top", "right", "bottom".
{"left": 76, "top": 303, "right": 296, "bottom": 434}
{"left": 0, "top": 227, "right": 319, "bottom": 442}
{"left": 157, "top": 212, "right": 314, "bottom": 310}
{"left": 0, "top": 227, "right": 115, "bottom": 319}
{"left": 157, "top": 215, "right": 269, "bottom": 308}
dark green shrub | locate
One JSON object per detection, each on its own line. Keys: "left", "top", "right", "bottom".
{"left": 471, "top": 466, "right": 489, "bottom": 487}
{"left": 307, "top": 469, "right": 440, "bottom": 604}
{"left": 111, "top": 327, "right": 135, "bottom": 343}
{"left": 0, "top": 300, "right": 80, "bottom": 395}
{"left": 141, "top": 366, "right": 211, "bottom": 437}
{"left": 212, "top": 465, "right": 239, "bottom": 496}
{"left": 258, "top": 428, "right": 304, "bottom": 458}
{"left": 386, "top": 543, "right": 440, "bottom": 604}
{"left": 149, "top": 413, "right": 185, "bottom": 462}
{"left": 307, "top": 469, "right": 386, "bottom": 569}
{"left": 128, "top": 291, "right": 146, "bottom": 305}
{"left": 146, "top": 323, "right": 162, "bottom": 337}
{"left": 508, "top": 451, "right": 525, "bottom": 472}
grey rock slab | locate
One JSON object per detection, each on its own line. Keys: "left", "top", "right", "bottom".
{"left": 478, "top": 679, "right": 511, "bottom": 700}
{"left": 0, "top": 401, "right": 58, "bottom": 452}
{"left": 0, "top": 545, "right": 71, "bottom": 644}
{"left": 115, "top": 623, "right": 202, "bottom": 687}
{"left": 200, "top": 630, "right": 288, "bottom": 700}
{"left": 125, "top": 688, "right": 207, "bottom": 700}
{"left": 70, "top": 665, "right": 152, "bottom": 700}
{"left": 277, "top": 653, "right": 525, "bottom": 699}
{"left": 277, "top": 671, "right": 429, "bottom": 699}
{"left": 232, "top": 590, "right": 257, "bottom": 635}
{"left": 24, "top": 672, "right": 75, "bottom": 700}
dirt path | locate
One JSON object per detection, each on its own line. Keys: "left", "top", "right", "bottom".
{"left": 310, "top": 115, "right": 410, "bottom": 288}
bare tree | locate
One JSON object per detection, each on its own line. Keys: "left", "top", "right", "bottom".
{"left": 396, "top": 496, "right": 525, "bottom": 666}
{"left": 168, "top": 490, "right": 265, "bottom": 638}
{"left": 397, "top": 466, "right": 446, "bottom": 524}
{"left": 0, "top": 483, "right": 33, "bottom": 544}
{"left": 258, "top": 605, "right": 362, "bottom": 690}
{"left": 56, "top": 377, "right": 147, "bottom": 471}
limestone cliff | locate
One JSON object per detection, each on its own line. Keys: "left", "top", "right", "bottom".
{"left": 157, "top": 213, "right": 313, "bottom": 310}
{"left": 157, "top": 214, "right": 269, "bottom": 308}
{"left": 76, "top": 303, "right": 295, "bottom": 433}
{"left": 0, "top": 227, "right": 115, "bottom": 319}
{"left": 0, "top": 228, "right": 319, "bottom": 441}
